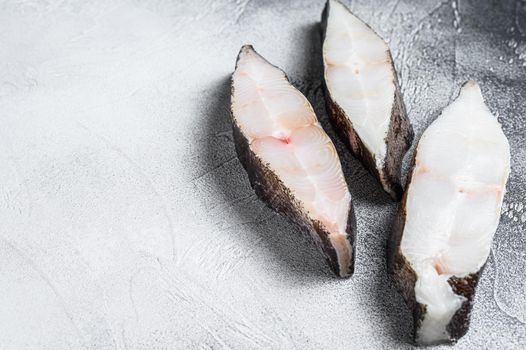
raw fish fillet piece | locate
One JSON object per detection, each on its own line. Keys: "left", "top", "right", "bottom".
{"left": 388, "top": 81, "right": 511, "bottom": 345}
{"left": 231, "top": 45, "right": 356, "bottom": 277}
{"left": 321, "top": 0, "right": 413, "bottom": 199}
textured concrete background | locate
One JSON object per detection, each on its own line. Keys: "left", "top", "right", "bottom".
{"left": 0, "top": 0, "right": 525, "bottom": 349}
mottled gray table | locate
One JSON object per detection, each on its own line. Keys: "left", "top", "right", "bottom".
{"left": 0, "top": 0, "right": 525, "bottom": 349}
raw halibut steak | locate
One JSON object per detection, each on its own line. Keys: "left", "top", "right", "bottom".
{"left": 388, "top": 81, "right": 511, "bottom": 344}
{"left": 231, "top": 45, "right": 356, "bottom": 277}
{"left": 321, "top": 0, "right": 413, "bottom": 199}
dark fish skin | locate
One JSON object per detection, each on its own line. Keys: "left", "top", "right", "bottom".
{"left": 387, "top": 155, "right": 484, "bottom": 345}
{"left": 230, "top": 45, "right": 357, "bottom": 278}
{"left": 320, "top": 0, "right": 414, "bottom": 200}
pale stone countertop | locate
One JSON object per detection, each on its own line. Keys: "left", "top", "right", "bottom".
{"left": 0, "top": 0, "right": 524, "bottom": 348}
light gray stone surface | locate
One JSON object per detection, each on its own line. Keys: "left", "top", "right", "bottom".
{"left": 0, "top": 0, "right": 524, "bottom": 348}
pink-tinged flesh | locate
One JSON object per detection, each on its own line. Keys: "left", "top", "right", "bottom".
{"left": 232, "top": 46, "right": 352, "bottom": 274}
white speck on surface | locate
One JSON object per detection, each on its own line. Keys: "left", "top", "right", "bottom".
{"left": 0, "top": 0, "right": 525, "bottom": 349}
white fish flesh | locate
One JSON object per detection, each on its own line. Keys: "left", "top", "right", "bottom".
{"left": 389, "top": 81, "right": 511, "bottom": 344}
{"left": 230, "top": 45, "right": 357, "bottom": 277}
{"left": 321, "top": 0, "right": 413, "bottom": 199}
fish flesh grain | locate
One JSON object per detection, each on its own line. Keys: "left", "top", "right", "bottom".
{"left": 320, "top": 0, "right": 413, "bottom": 199}
{"left": 230, "top": 45, "right": 356, "bottom": 277}
{"left": 388, "top": 81, "right": 511, "bottom": 345}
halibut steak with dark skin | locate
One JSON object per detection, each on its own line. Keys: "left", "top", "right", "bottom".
{"left": 320, "top": 0, "right": 413, "bottom": 199}
{"left": 388, "top": 81, "right": 511, "bottom": 345}
{"left": 230, "top": 45, "right": 357, "bottom": 277}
